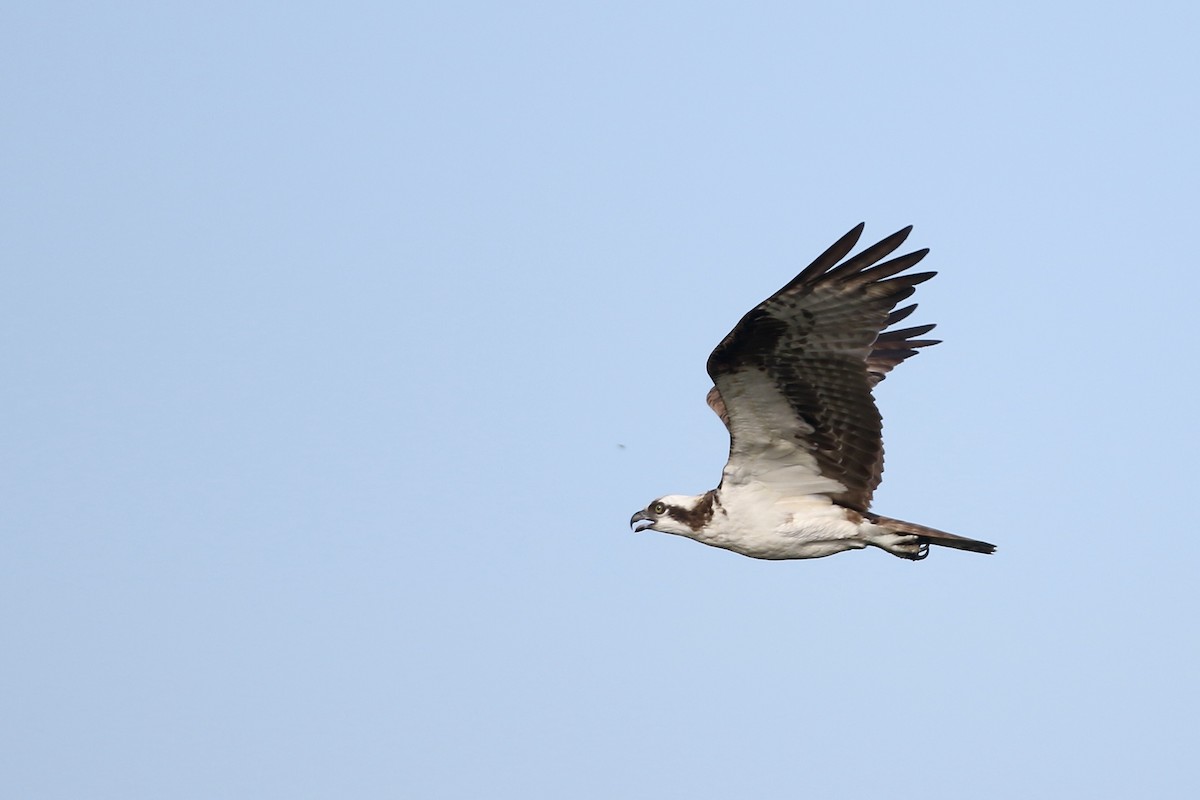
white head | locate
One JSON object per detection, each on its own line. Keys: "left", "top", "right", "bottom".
{"left": 630, "top": 492, "right": 716, "bottom": 538}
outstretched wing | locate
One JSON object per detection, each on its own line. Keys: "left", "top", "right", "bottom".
{"left": 706, "top": 223, "right": 939, "bottom": 511}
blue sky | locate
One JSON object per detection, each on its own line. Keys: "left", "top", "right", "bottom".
{"left": 3, "top": 2, "right": 1198, "bottom": 798}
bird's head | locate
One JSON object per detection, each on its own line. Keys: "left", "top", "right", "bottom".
{"left": 630, "top": 494, "right": 712, "bottom": 537}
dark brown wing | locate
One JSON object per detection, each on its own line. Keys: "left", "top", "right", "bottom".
{"left": 706, "top": 223, "right": 938, "bottom": 511}
{"left": 704, "top": 314, "right": 938, "bottom": 429}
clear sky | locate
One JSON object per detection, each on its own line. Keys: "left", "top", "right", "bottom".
{"left": 3, "top": 2, "right": 1198, "bottom": 798}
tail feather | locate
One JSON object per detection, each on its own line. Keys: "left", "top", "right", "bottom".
{"left": 866, "top": 512, "right": 996, "bottom": 555}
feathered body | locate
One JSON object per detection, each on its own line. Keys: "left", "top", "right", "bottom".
{"left": 631, "top": 224, "right": 995, "bottom": 561}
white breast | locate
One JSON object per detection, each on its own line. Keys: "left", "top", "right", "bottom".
{"left": 691, "top": 481, "right": 865, "bottom": 560}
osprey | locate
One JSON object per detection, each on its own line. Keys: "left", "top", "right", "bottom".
{"left": 631, "top": 224, "right": 995, "bottom": 561}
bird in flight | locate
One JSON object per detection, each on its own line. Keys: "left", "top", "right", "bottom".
{"left": 630, "top": 224, "right": 995, "bottom": 561}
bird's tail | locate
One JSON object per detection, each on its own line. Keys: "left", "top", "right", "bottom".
{"left": 866, "top": 512, "right": 996, "bottom": 557}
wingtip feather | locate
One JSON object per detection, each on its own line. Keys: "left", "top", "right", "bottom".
{"left": 789, "top": 223, "right": 867, "bottom": 286}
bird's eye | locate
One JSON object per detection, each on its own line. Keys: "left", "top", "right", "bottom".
{"left": 652, "top": 502, "right": 666, "bottom": 515}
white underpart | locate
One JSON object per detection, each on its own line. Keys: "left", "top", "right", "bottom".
{"left": 693, "top": 484, "right": 866, "bottom": 559}
{"left": 668, "top": 486, "right": 918, "bottom": 560}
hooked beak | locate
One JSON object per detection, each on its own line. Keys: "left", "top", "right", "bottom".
{"left": 630, "top": 510, "right": 654, "bottom": 533}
